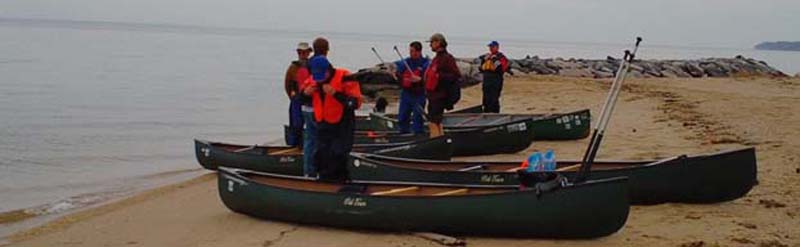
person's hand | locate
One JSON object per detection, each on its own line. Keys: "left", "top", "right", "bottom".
{"left": 410, "top": 75, "right": 422, "bottom": 83}
{"left": 303, "top": 85, "right": 316, "bottom": 95}
{"left": 323, "top": 84, "right": 335, "bottom": 95}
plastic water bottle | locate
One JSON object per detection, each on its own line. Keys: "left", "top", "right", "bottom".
{"left": 543, "top": 150, "right": 557, "bottom": 171}
{"left": 525, "top": 152, "right": 543, "bottom": 172}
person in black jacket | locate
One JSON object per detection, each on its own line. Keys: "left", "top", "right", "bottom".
{"left": 478, "top": 41, "right": 509, "bottom": 113}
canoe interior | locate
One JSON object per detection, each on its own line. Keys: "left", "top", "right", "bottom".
{"left": 361, "top": 154, "right": 652, "bottom": 172}
{"left": 245, "top": 172, "right": 514, "bottom": 196}
{"left": 211, "top": 142, "right": 303, "bottom": 156}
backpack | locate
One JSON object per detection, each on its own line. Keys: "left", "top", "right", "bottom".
{"left": 446, "top": 77, "right": 462, "bottom": 109}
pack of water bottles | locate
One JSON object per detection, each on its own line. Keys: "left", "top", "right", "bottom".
{"left": 525, "top": 149, "right": 557, "bottom": 172}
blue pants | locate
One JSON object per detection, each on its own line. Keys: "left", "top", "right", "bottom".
{"left": 287, "top": 96, "right": 304, "bottom": 146}
{"left": 302, "top": 110, "right": 317, "bottom": 176}
{"left": 397, "top": 90, "right": 427, "bottom": 134}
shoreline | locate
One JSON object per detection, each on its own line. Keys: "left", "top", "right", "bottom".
{"left": 4, "top": 173, "right": 216, "bottom": 245}
{"left": 5, "top": 75, "right": 799, "bottom": 246}
{"left": 0, "top": 168, "right": 207, "bottom": 243}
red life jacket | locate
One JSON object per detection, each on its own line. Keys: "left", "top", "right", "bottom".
{"left": 295, "top": 66, "right": 310, "bottom": 86}
{"left": 424, "top": 61, "right": 439, "bottom": 92}
{"left": 401, "top": 69, "right": 422, "bottom": 89}
{"left": 312, "top": 69, "right": 362, "bottom": 124}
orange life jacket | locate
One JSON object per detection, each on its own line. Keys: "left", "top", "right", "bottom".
{"left": 312, "top": 68, "right": 362, "bottom": 124}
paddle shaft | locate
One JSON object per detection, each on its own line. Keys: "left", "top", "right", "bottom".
{"left": 576, "top": 37, "right": 642, "bottom": 183}
{"left": 393, "top": 46, "right": 415, "bottom": 73}
{"left": 371, "top": 47, "right": 387, "bottom": 65}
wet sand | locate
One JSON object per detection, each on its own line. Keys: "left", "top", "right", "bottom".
{"left": 6, "top": 75, "right": 800, "bottom": 246}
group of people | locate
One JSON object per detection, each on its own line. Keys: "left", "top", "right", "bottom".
{"left": 283, "top": 33, "right": 511, "bottom": 180}
{"left": 284, "top": 37, "right": 362, "bottom": 181}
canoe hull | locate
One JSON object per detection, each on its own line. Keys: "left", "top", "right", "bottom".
{"left": 348, "top": 147, "right": 757, "bottom": 204}
{"left": 368, "top": 109, "right": 591, "bottom": 141}
{"left": 217, "top": 168, "right": 629, "bottom": 238}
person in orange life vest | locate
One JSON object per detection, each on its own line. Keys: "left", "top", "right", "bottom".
{"left": 393, "top": 41, "right": 430, "bottom": 134}
{"left": 284, "top": 42, "right": 312, "bottom": 147}
{"left": 302, "top": 55, "right": 362, "bottom": 181}
{"left": 297, "top": 37, "right": 330, "bottom": 177}
{"left": 425, "top": 33, "right": 460, "bottom": 137}
{"left": 478, "top": 40, "right": 510, "bottom": 113}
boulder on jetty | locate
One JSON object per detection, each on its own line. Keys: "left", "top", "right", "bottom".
{"left": 353, "top": 55, "right": 787, "bottom": 96}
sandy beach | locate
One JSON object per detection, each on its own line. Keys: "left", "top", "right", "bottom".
{"left": 6, "top": 75, "right": 799, "bottom": 247}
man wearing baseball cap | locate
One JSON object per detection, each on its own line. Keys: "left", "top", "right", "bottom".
{"left": 284, "top": 42, "right": 313, "bottom": 147}
{"left": 478, "top": 40, "right": 509, "bottom": 113}
{"left": 302, "top": 53, "right": 362, "bottom": 181}
{"left": 424, "top": 33, "right": 461, "bottom": 137}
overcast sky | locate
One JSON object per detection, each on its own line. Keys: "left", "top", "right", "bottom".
{"left": 1, "top": 0, "right": 798, "bottom": 48}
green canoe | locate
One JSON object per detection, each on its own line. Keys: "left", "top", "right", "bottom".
{"left": 347, "top": 147, "right": 757, "bottom": 204}
{"left": 288, "top": 118, "right": 536, "bottom": 156}
{"left": 367, "top": 109, "right": 591, "bottom": 140}
{"left": 217, "top": 167, "right": 630, "bottom": 238}
{"left": 194, "top": 136, "right": 454, "bottom": 173}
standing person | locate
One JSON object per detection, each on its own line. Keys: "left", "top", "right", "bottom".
{"left": 424, "top": 33, "right": 461, "bottom": 137}
{"left": 394, "top": 41, "right": 430, "bottom": 134}
{"left": 284, "top": 42, "right": 312, "bottom": 147}
{"left": 298, "top": 37, "right": 330, "bottom": 177}
{"left": 478, "top": 41, "right": 509, "bottom": 113}
{"left": 303, "top": 55, "right": 362, "bottom": 182}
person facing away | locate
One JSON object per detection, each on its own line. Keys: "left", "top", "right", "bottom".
{"left": 302, "top": 55, "right": 362, "bottom": 182}
{"left": 478, "top": 40, "right": 509, "bottom": 113}
{"left": 284, "top": 42, "right": 312, "bottom": 147}
{"left": 424, "top": 33, "right": 460, "bottom": 137}
{"left": 394, "top": 41, "right": 430, "bottom": 134}
{"left": 297, "top": 37, "right": 331, "bottom": 177}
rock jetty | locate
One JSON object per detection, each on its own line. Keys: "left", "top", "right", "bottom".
{"left": 352, "top": 55, "right": 787, "bottom": 97}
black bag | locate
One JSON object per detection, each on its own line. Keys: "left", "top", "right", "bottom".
{"left": 446, "top": 78, "right": 462, "bottom": 110}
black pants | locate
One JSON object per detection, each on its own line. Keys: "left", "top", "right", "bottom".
{"left": 315, "top": 115, "right": 354, "bottom": 182}
{"left": 482, "top": 73, "right": 504, "bottom": 113}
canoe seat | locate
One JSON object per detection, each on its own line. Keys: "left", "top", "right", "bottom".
{"left": 371, "top": 186, "right": 419, "bottom": 196}
{"left": 433, "top": 188, "right": 469, "bottom": 196}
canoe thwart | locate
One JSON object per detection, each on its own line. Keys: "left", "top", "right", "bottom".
{"left": 371, "top": 186, "right": 420, "bottom": 196}
{"left": 433, "top": 188, "right": 469, "bottom": 196}
{"left": 233, "top": 145, "right": 257, "bottom": 153}
{"left": 457, "top": 165, "right": 485, "bottom": 172}
{"left": 556, "top": 164, "right": 582, "bottom": 172}
{"left": 268, "top": 147, "right": 301, "bottom": 155}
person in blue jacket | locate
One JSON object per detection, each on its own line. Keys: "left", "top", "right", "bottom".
{"left": 394, "top": 41, "right": 430, "bottom": 134}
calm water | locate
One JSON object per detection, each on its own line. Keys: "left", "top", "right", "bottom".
{"left": 0, "top": 18, "right": 798, "bottom": 235}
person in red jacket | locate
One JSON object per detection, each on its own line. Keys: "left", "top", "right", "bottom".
{"left": 425, "top": 33, "right": 461, "bottom": 137}
{"left": 302, "top": 55, "right": 362, "bottom": 181}
{"left": 284, "top": 42, "right": 312, "bottom": 147}
{"left": 478, "top": 40, "right": 510, "bottom": 113}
